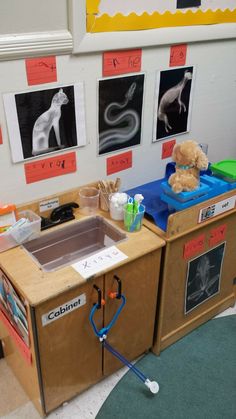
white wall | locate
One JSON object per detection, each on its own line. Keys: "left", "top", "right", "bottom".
{"left": 0, "top": 0, "right": 68, "bottom": 34}
{"left": 0, "top": 3, "right": 236, "bottom": 205}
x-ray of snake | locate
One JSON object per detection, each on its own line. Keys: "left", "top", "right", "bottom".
{"left": 99, "top": 82, "right": 140, "bottom": 153}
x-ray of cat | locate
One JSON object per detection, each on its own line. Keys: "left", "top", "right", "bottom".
{"left": 32, "top": 88, "right": 69, "bottom": 156}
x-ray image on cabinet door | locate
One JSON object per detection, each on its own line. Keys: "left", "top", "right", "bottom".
{"left": 98, "top": 74, "right": 144, "bottom": 155}
{"left": 185, "top": 242, "right": 226, "bottom": 314}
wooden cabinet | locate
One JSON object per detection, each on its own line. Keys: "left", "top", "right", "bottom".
{"left": 34, "top": 251, "right": 161, "bottom": 413}
{"left": 103, "top": 252, "right": 160, "bottom": 376}
{"left": 34, "top": 276, "right": 104, "bottom": 413}
{"left": 144, "top": 190, "right": 236, "bottom": 356}
{"left": 0, "top": 221, "right": 164, "bottom": 416}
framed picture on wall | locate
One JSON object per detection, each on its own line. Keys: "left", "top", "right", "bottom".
{"left": 69, "top": 1, "right": 236, "bottom": 54}
{"left": 98, "top": 73, "right": 145, "bottom": 155}
{"left": 185, "top": 242, "right": 226, "bottom": 314}
{"left": 3, "top": 84, "right": 86, "bottom": 163}
{"left": 153, "top": 66, "right": 195, "bottom": 142}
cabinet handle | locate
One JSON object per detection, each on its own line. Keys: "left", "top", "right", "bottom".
{"left": 113, "top": 275, "right": 122, "bottom": 299}
{"left": 93, "top": 284, "right": 105, "bottom": 309}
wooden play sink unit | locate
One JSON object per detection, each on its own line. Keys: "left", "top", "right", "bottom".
{"left": 23, "top": 216, "right": 127, "bottom": 272}
{"left": 0, "top": 196, "right": 165, "bottom": 416}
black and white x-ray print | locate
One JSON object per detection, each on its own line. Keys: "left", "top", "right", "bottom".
{"left": 98, "top": 74, "right": 145, "bottom": 155}
{"left": 177, "top": 0, "right": 201, "bottom": 8}
{"left": 153, "top": 66, "right": 194, "bottom": 141}
{"left": 185, "top": 243, "right": 225, "bottom": 314}
{"left": 3, "top": 84, "right": 86, "bottom": 162}
{"left": 15, "top": 86, "right": 77, "bottom": 159}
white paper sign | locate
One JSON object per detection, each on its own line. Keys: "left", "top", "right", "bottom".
{"left": 198, "top": 195, "right": 236, "bottom": 223}
{"left": 42, "top": 293, "right": 86, "bottom": 326}
{"left": 39, "top": 198, "right": 59, "bottom": 213}
{"left": 72, "top": 246, "right": 128, "bottom": 279}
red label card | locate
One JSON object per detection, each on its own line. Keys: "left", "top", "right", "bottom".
{"left": 24, "top": 152, "right": 77, "bottom": 184}
{"left": 107, "top": 151, "right": 132, "bottom": 175}
{"left": 103, "top": 49, "right": 142, "bottom": 77}
{"left": 184, "top": 234, "right": 205, "bottom": 259}
{"left": 209, "top": 224, "right": 226, "bottom": 247}
{"left": 162, "top": 139, "right": 176, "bottom": 159}
{"left": 170, "top": 44, "right": 187, "bottom": 67}
{"left": 0, "top": 126, "right": 2, "bottom": 144}
{"left": 25, "top": 56, "right": 57, "bottom": 85}
{"left": 0, "top": 309, "right": 32, "bottom": 365}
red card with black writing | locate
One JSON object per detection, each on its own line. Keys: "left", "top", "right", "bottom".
{"left": 24, "top": 152, "right": 77, "bottom": 184}
{"left": 170, "top": 45, "right": 187, "bottom": 67}
{"left": 184, "top": 234, "right": 205, "bottom": 259}
{"left": 209, "top": 224, "right": 226, "bottom": 247}
{"left": 103, "top": 50, "right": 142, "bottom": 77}
{"left": 162, "top": 139, "right": 176, "bottom": 159}
{"left": 25, "top": 56, "right": 57, "bottom": 85}
{"left": 107, "top": 151, "right": 132, "bottom": 175}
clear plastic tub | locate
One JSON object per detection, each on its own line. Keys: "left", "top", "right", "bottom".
{"left": 0, "top": 210, "right": 41, "bottom": 253}
{"left": 23, "top": 216, "right": 127, "bottom": 272}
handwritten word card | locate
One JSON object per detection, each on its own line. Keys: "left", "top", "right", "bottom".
{"left": 184, "top": 234, "right": 205, "bottom": 259}
{"left": 209, "top": 224, "right": 226, "bottom": 247}
{"left": 162, "top": 139, "right": 176, "bottom": 159}
{"left": 72, "top": 246, "right": 128, "bottom": 279}
{"left": 170, "top": 44, "right": 187, "bottom": 67}
{"left": 103, "top": 49, "right": 142, "bottom": 77}
{"left": 25, "top": 56, "right": 57, "bottom": 85}
{"left": 24, "top": 152, "right": 77, "bottom": 184}
{"left": 107, "top": 151, "right": 132, "bottom": 175}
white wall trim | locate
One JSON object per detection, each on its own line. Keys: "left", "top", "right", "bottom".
{"left": 0, "top": 30, "right": 73, "bottom": 61}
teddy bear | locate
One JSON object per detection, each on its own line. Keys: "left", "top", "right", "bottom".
{"left": 168, "top": 140, "right": 208, "bottom": 194}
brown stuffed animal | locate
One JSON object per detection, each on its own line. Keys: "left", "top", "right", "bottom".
{"left": 168, "top": 140, "right": 208, "bottom": 193}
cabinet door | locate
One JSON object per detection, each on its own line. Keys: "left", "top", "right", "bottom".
{"left": 103, "top": 251, "right": 161, "bottom": 376}
{"left": 35, "top": 276, "right": 103, "bottom": 414}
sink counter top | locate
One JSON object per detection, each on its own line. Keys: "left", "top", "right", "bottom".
{"left": 0, "top": 210, "right": 165, "bottom": 306}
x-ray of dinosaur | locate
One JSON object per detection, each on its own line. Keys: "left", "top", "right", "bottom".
{"left": 99, "top": 82, "right": 140, "bottom": 154}
{"left": 187, "top": 254, "right": 218, "bottom": 303}
{"left": 32, "top": 88, "right": 69, "bottom": 156}
{"left": 158, "top": 70, "right": 192, "bottom": 133}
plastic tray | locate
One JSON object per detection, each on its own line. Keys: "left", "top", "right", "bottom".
{"left": 161, "top": 175, "right": 230, "bottom": 211}
{"left": 0, "top": 210, "right": 41, "bottom": 253}
{"left": 210, "top": 160, "right": 236, "bottom": 179}
{"left": 161, "top": 181, "right": 210, "bottom": 203}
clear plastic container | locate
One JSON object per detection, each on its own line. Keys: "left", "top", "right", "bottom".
{"left": 123, "top": 204, "right": 145, "bottom": 232}
{"left": 0, "top": 210, "right": 41, "bottom": 253}
{"left": 23, "top": 216, "right": 127, "bottom": 272}
{"left": 79, "top": 187, "right": 100, "bottom": 215}
{"left": 109, "top": 192, "right": 129, "bottom": 221}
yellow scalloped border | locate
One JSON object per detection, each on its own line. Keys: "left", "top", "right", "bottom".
{"left": 87, "top": 9, "right": 236, "bottom": 33}
{"left": 86, "top": 0, "right": 100, "bottom": 15}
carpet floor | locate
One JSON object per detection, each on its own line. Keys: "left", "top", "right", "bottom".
{"left": 96, "top": 315, "right": 236, "bottom": 419}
